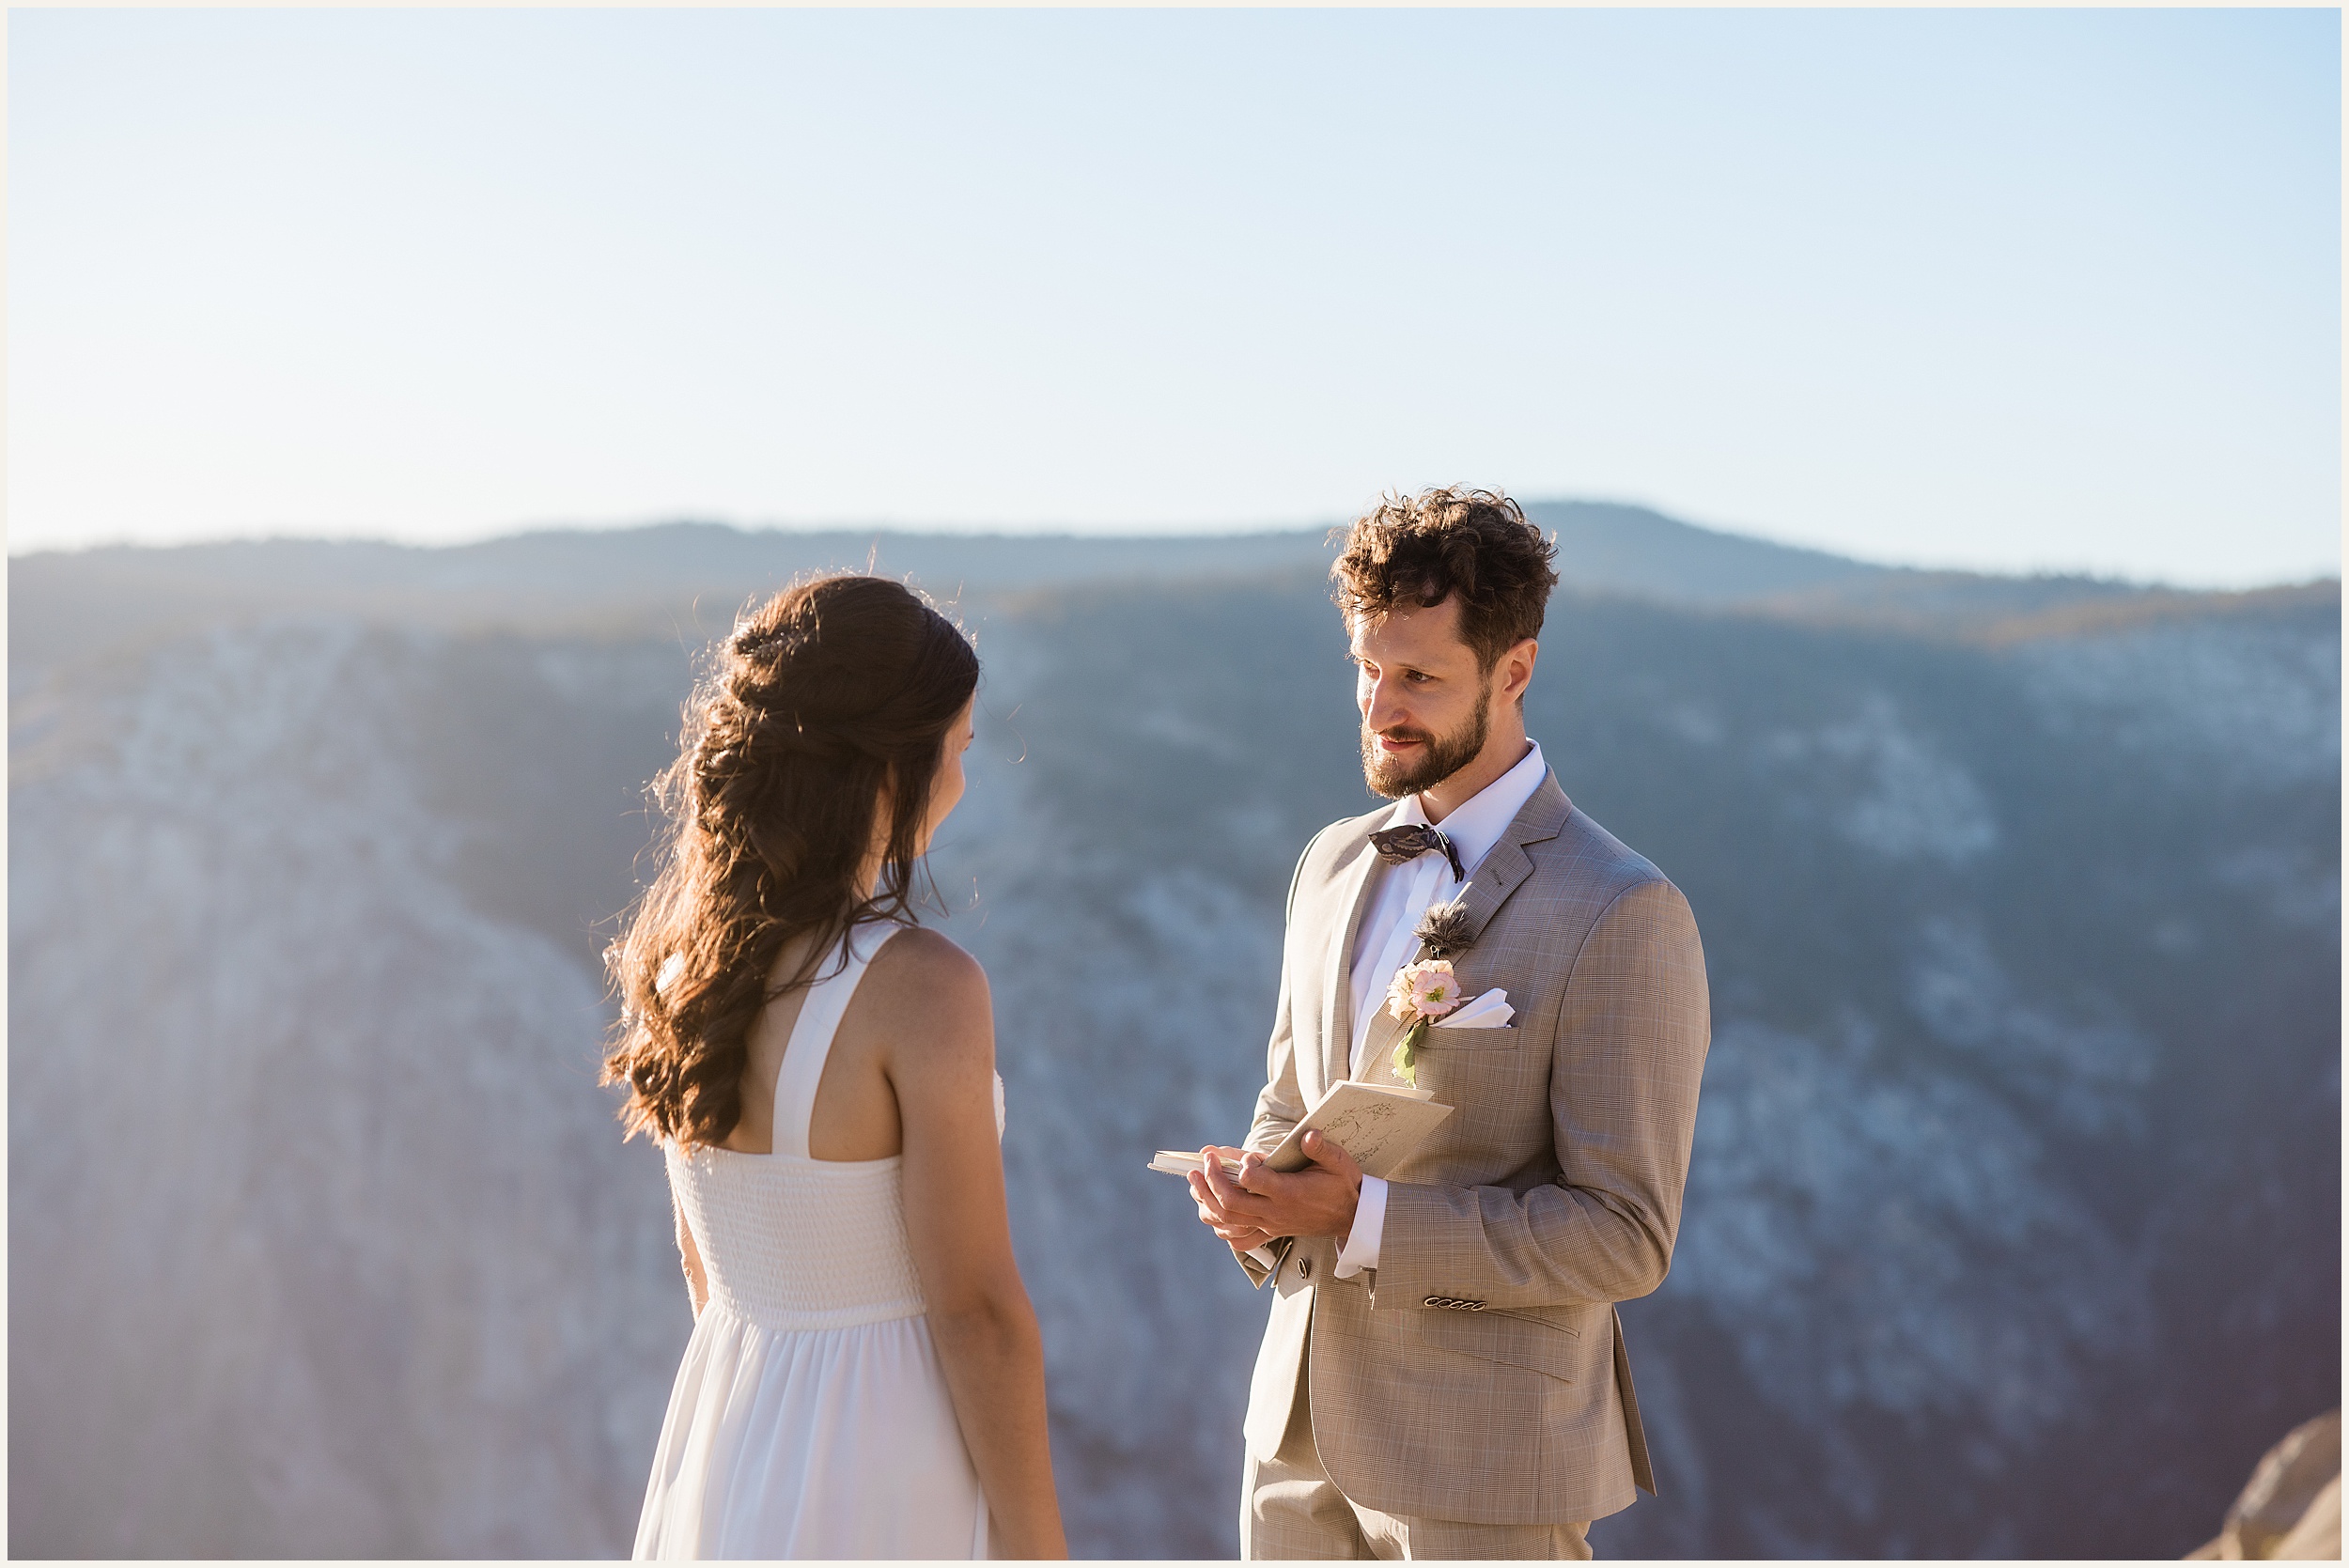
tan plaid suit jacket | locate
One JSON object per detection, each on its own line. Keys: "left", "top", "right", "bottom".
{"left": 1237, "top": 771, "right": 1709, "bottom": 1527}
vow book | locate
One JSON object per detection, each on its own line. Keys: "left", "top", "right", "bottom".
{"left": 1147, "top": 1081, "right": 1454, "bottom": 1182}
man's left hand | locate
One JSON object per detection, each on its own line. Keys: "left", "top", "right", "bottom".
{"left": 1189, "top": 1130, "right": 1363, "bottom": 1246}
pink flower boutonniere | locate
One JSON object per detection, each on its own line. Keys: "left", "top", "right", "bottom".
{"left": 1380, "top": 898, "right": 1512, "bottom": 1087}
{"left": 1385, "top": 957, "right": 1462, "bottom": 1086}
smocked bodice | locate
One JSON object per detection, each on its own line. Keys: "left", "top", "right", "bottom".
{"left": 662, "top": 926, "right": 1003, "bottom": 1336}
{"left": 668, "top": 1145, "right": 928, "bottom": 1331}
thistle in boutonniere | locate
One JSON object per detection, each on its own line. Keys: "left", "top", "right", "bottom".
{"left": 1384, "top": 899, "right": 1478, "bottom": 1086}
{"left": 1415, "top": 899, "right": 1475, "bottom": 960}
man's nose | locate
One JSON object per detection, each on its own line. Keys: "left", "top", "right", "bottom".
{"left": 1363, "top": 675, "right": 1409, "bottom": 729}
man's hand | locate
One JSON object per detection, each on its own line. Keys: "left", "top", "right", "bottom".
{"left": 1188, "top": 1131, "right": 1364, "bottom": 1252}
{"left": 1188, "top": 1147, "right": 1276, "bottom": 1254}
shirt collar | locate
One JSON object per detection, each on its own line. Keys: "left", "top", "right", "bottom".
{"left": 1391, "top": 740, "right": 1548, "bottom": 881}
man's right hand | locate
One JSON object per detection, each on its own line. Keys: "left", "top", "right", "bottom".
{"left": 1190, "top": 1145, "right": 1278, "bottom": 1254}
{"left": 1192, "top": 1133, "right": 1363, "bottom": 1249}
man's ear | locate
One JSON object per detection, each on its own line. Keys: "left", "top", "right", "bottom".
{"left": 1497, "top": 638, "right": 1538, "bottom": 706}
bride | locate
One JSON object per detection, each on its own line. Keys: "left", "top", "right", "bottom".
{"left": 605, "top": 574, "right": 1066, "bottom": 1560}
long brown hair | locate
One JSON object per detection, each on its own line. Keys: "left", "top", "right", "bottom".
{"left": 603, "top": 573, "right": 980, "bottom": 1147}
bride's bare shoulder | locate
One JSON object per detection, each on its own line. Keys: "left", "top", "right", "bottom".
{"left": 863, "top": 926, "right": 991, "bottom": 1040}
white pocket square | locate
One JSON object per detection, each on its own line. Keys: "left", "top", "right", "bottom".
{"left": 1431, "top": 987, "right": 1514, "bottom": 1029}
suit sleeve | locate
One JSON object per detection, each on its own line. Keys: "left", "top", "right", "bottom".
{"left": 1244, "top": 952, "right": 1306, "bottom": 1160}
{"left": 1227, "top": 829, "right": 1328, "bottom": 1284}
{"left": 1374, "top": 877, "right": 1710, "bottom": 1309}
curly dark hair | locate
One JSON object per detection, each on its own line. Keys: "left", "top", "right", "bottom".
{"left": 1330, "top": 487, "right": 1561, "bottom": 672}
{"left": 601, "top": 573, "right": 979, "bottom": 1148}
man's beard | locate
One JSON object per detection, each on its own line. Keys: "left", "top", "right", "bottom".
{"left": 1361, "top": 688, "right": 1491, "bottom": 800}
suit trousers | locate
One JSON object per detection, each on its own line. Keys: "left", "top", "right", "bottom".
{"left": 1240, "top": 1333, "right": 1593, "bottom": 1561}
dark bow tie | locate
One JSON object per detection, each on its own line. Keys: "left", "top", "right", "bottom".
{"left": 1369, "top": 823, "right": 1466, "bottom": 882}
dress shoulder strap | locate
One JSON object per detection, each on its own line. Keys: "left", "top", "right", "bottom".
{"left": 770, "top": 925, "right": 891, "bottom": 1159}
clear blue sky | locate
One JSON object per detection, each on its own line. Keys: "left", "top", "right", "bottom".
{"left": 10, "top": 8, "right": 2340, "bottom": 586}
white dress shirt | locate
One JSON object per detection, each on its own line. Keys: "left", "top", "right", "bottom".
{"left": 1330, "top": 740, "right": 1549, "bottom": 1279}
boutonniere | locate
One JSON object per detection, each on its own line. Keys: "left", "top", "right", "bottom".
{"left": 1382, "top": 900, "right": 1514, "bottom": 1086}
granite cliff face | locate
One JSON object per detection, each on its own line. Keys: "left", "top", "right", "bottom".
{"left": 10, "top": 516, "right": 2339, "bottom": 1556}
{"left": 9, "top": 624, "right": 684, "bottom": 1555}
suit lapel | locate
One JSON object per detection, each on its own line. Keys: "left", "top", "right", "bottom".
{"left": 1314, "top": 776, "right": 1573, "bottom": 1090}
{"left": 1320, "top": 811, "right": 1398, "bottom": 1094}
{"left": 1355, "top": 775, "right": 1576, "bottom": 1084}
{"left": 1452, "top": 774, "right": 1572, "bottom": 948}
{"left": 1356, "top": 995, "right": 1409, "bottom": 1086}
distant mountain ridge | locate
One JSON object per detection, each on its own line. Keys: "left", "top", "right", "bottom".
{"left": 13, "top": 500, "right": 2334, "bottom": 680}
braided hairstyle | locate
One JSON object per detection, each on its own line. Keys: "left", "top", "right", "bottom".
{"left": 603, "top": 573, "right": 979, "bottom": 1147}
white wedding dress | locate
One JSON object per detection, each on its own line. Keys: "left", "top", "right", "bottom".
{"left": 633, "top": 928, "right": 998, "bottom": 1560}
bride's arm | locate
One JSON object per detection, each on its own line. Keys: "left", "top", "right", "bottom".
{"left": 884, "top": 930, "right": 1068, "bottom": 1560}
{"left": 672, "top": 1191, "right": 709, "bottom": 1317}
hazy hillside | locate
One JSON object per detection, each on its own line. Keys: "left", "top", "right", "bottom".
{"left": 12, "top": 499, "right": 2229, "bottom": 677}
{"left": 10, "top": 510, "right": 2339, "bottom": 1557}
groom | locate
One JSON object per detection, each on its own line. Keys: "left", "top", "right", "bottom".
{"left": 1189, "top": 488, "right": 1710, "bottom": 1560}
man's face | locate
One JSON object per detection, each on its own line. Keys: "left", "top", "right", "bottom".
{"left": 1350, "top": 597, "right": 1493, "bottom": 800}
